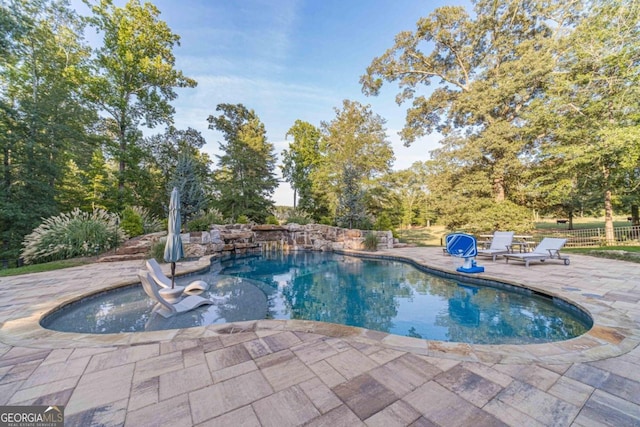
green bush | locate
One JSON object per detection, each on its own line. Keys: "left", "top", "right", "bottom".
{"left": 374, "top": 213, "right": 398, "bottom": 238}
{"left": 132, "top": 206, "right": 163, "bottom": 234}
{"left": 148, "top": 237, "right": 167, "bottom": 263}
{"left": 319, "top": 216, "right": 334, "bottom": 226}
{"left": 445, "top": 199, "right": 534, "bottom": 234}
{"left": 286, "top": 215, "right": 311, "bottom": 225}
{"left": 186, "top": 209, "right": 224, "bottom": 232}
{"left": 363, "top": 232, "right": 379, "bottom": 251}
{"left": 265, "top": 215, "right": 280, "bottom": 225}
{"left": 21, "top": 208, "right": 127, "bottom": 264}
{"left": 121, "top": 207, "right": 144, "bottom": 237}
{"left": 237, "top": 214, "right": 249, "bottom": 224}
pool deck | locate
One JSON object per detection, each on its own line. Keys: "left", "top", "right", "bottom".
{"left": 0, "top": 247, "right": 639, "bottom": 426}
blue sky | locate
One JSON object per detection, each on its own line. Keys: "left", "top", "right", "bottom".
{"left": 79, "top": 0, "right": 466, "bottom": 205}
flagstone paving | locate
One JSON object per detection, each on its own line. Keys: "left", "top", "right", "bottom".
{"left": 0, "top": 247, "right": 639, "bottom": 426}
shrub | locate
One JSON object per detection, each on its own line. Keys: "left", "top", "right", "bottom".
{"left": 363, "top": 232, "right": 379, "bottom": 251}
{"left": 444, "top": 199, "right": 534, "bottom": 234}
{"left": 21, "top": 208, "right": 127, "bottom": 264}
{"left": 265, "top": 215, "right": 279, "bottom": 225}
{"left": 237, "top": 214, "right": 249, "bottom": 224}
{"left": 148, "top": 237, "right": 167, "bottom": 263}
{"left": 374, "top": 213, "right": 398, "bottom": 238}
{"left": 131, "top": 206, "right": 163, "bottom": 234}
{"left": 319, "top": 216, "right": 334, "bottom": 226}
{"left": 286, "top": 215, "right": 311, "bottom": 225}
{"left": 186, "top": 209, "right": 224, "bottom": 232}
{"left": 121, "top": 207, "right": 144, "bottom": 237}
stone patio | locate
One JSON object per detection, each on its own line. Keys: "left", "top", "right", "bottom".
{"left": 0, "top": 247, "right": 639, "bottom": 426}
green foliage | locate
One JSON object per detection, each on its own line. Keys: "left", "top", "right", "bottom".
{"left": 374, "top": 213, "right": 398, "bottom": 239}
{"left": 129, "top": 206, "right": 163, "bottom": 234}
{"left": 185, "top": 210, "right": 224, "bottom": 232}
{"left": 20, "top": 209, "right": 127, "bottom": 264}
{"left": 286, "top": 213, "right": 312, "bottom": 225}
{"left": 148, "top": 237, "right": 166, "bottom": 263}
{"left": 318, "top": 100, "right": 394, "bottom": 219}
{"left": 265, "top": 215, "right": 279, "bottom": 225}
{"left": 1, "top": 0, "right": 97, "bottom": 262}
{"left": 319, "top": 216, "right": 334, "bottom": 226}
{"left": 336, "top": 164, "right": 368, "bottom": 229}
{"left": 444, "top": 199, "right": 533, "bottom": 234}
{"left": 281, "top": 120, "right": 326, "bottom": 218}
{"left": 121, "top": 207, "right": 144, "bottom": 237}
{"left": 167, "top": 153, "right": 208, "bottom": 225}
{"left": 143, "top": 128, "right": 213, "bottom": 217}
{"left": 527, "top": 0, "right": 640, "bottom": 241}
{"left": 363, "top": 232, "right": 379, "bottom": 251}
{"left": 361, "top": 0, "right": 559, "bottom": 204}
{"left": 84, "top": 0, "right": 196, "bottom": 210}
{"left": 236, "top": 215, "right": 249, "bottom": 224}
{"left": 207, "top": 104, "right": 278, "bottom": 223}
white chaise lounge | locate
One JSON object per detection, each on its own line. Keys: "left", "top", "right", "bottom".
{"left": 145, "top": 258, "right": 209, "bottom": 293}
{"left": 137, "top": 270, "right": 214, "bottom": 318}
{"left": 477, "top": 231, "right": 514, "bottom": 261}
{"left": 504, "top": 238, "right": 570, "bottom": 267}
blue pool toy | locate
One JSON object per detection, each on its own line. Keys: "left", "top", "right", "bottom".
{"left": 446, "top": 233, "right": 485, "bottom": 273}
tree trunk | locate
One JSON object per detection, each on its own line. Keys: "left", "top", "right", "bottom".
{"left": 568, "top": 211, "right": 574, "bottom": 231}
{"left": 293, "top": 187, "right": 297, "bottom": 210}
{"left": 604, "top": 189, "right": 615, "bottom": 246}
{"left": 632, "top": 204, "right": 639, "bottom": 227}
{"left": 493, "top": 176, "right": 505, "bottom": 202}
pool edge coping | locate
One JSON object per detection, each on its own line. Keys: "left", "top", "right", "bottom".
{"left": 1, "top": 249, "right": 638, "bottom": 365}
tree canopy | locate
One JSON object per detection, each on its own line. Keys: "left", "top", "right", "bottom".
{"left": 207, "top": 103, "right": 278, "bottom": 223}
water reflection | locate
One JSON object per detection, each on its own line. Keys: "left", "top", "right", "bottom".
{"left": 42, "top": 252, "right": 591, "bottom": 343}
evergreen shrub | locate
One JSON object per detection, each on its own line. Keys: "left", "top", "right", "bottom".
{"left": 121, "top": 207, "right": 144, "bottom": 237}
{"left": 265, "top": 215, "right": 279, "bottom": 225}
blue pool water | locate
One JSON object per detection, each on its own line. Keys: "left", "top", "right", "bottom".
{"left": 42, "top": 252, "right": 592, "bottom": 344}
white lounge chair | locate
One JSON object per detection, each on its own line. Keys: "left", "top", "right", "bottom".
{"left": 145, "top": 258, "right": 209, "bottom": 293}
{"left": 137, "top": 270, "right": 214, "bottom": 318}
{"left": 477, "top": 231, "right": 514, "bottom": 261}
{"left": 504, "top": 238, "right": 570, "bottom": 267}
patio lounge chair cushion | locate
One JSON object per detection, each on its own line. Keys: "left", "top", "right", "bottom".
{"left": 137, "top": 270, "right": 214, "bottom": 318}
{"left": 146, "top": 259, "right": 210, "bottom": 293}
{"left": 477, "top": 231, "right": 515, "bottom": 261}
{"left": 504, "top": 238, "right": 570, "bottom": 267}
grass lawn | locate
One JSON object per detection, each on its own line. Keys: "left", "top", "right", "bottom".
{"left": 534, "top": 216, "right": 633, "bottom": 231}
{"left": 0, "top": 258, "right": 93, "bottom": 277}
{"left": 396, "top": 225, "right": 448, "bottom": 247}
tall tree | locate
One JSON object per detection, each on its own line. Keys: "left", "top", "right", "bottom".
{"left": 361, "top": 0, "right": 571, "bottom": 205}
{"left": 143, "top": 127, "right": 212, "bottom": 216}
{"left": 1, "top": 0, "right": 96, "bottom": 259}
{"left": 336, "top": 163, "right": 368, "bottom": 229}
{"left": 530, "top": 0, "right": 640, "bottom": 243}
{"left": 166, "top": 153, "right": 207, "bottom": 227}
{"left": 84, "top": 0, "right": 196, "bottom": 210}
{"left": 207, "top": 103, "right": 278, "bottom": 223}
{"left": 318, "top": 100, "right": 394, "bottom": 218}
{"left": 281, "top": 120, "right": 324, "bottom": 216}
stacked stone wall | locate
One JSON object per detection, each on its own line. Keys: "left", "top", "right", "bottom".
{"left": 179, "top": 224, "right": 393, "bottom": 258}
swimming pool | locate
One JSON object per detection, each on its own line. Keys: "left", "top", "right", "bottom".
{"left": 41, "top": 252, "right": 592, "bottom": 344}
